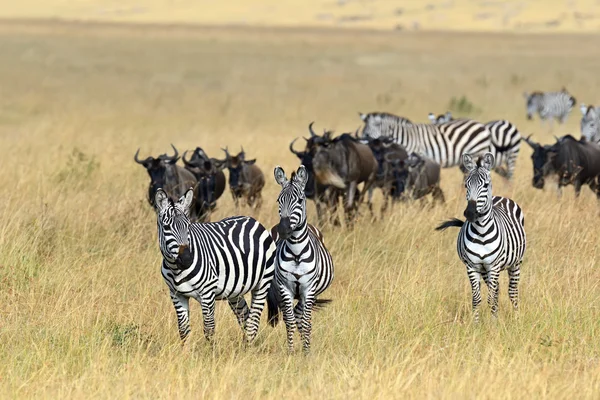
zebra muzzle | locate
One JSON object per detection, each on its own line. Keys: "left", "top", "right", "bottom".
{"left": 464, "top": 200, "right": 480, "bottom": 222}
{"left": 176, "top": 245, "right": 193, "bottom": 268}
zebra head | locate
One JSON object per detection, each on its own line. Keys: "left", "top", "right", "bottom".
{"left": 523, "top": 92, "right": 542, "bottom": 120}
{"left": 427, "top": 112, "right": 452, "bottom": 124}
{"left": 155, "top": 188, "right": 195, "bottom": 268}
{"left": 359, "top": 112, "right": 410, "bottom": 139}
{"left": 274, "top": 165, "right": 308, "bottom": 240}
{"left": 462, "top": 152, "right": 494, "bottom": 222}
{"left": 580, "top": 104, "right": 600, "bottom": 143}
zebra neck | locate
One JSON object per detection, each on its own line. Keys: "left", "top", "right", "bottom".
{"left": 471, "top": 204, "right": 494, "bottom": 227}
{"left": 285, "top": 219, "right": 309, "bottom": 247}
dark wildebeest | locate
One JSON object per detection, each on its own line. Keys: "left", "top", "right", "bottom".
{"left": 362, "top": 135, "right": 409, "bottom": 218}
{"left": 523, "top": 134, "right": 600, "bottom": 198}
{"left": 182, "top": 147, "right": 227, "bottom": 221}
{"left": 289, "top": 122, "right": 343, "bottom": 226}
{"left": 312, "top": 131, "right": 377, "bottom": 225}
{"left": 394, "top": 152, "right": 445, "bottom": 204}
{"left": 219, "top": 147, "right": 265, "bottom": 210}
{"left": 134, "top": 144, "right": 199, "bottom": 220}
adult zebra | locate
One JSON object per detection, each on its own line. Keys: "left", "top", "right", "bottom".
{"left": 580, "top": 104, "right": 600, "bottom": 144}
{"left": 428, "top": 111, "right": 522, "bottom": 180}
{"left": 436, "top": 153, "right": 526, "bottom": 322}
{"left": 154, "top": 188, "right": 276, "bottom": 343}
{"left": 268, "top": 165, "right": 334, "bottom": 353}
{"left": 523, "top": 88, "right": 577, "bottom": 129}
{"left": 359, "top": 112, "right": 491, "bottom": 169}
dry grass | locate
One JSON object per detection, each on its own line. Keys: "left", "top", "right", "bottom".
{"left": 1, "top": 22, "right": 600, "bottom": 399}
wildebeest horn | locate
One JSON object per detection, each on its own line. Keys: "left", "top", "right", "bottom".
{"left": 182, "top": 150, "right": 194, "bottom": 166}
{"left": 522, "top": 134, "right": 538, "bottom": 149}
{"left": 134, "top": 148, "right": 145, "bottom": 164}
{"left": 289, "top": 137, "right": 303, "bottom": 155}
{"left": 308, "top": 121, "right": 317, "bottom": 137}
{"left": 221, "top": 147, "right": 231, "bottom": 160}
{"left": 159, "top": 144, "right": 179, "bottom": 162}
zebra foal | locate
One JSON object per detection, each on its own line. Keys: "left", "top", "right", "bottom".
{"left": 268, "top": 165, "right": 334, "bottom": 353}
{"left": 524, "top": 88, "right": 576, "bottom": 130}
{"left": 154, "top": 188, "right": 276, "bottom": 344}
{"left": 436, "top": 153, "right": 526, "bottom": 322}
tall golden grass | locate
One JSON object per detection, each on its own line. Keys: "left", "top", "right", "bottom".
{"left": 1, "top": 22, "right": 600, "bottom": 398}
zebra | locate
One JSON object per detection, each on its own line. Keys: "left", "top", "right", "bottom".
{"left": 435, "top": 152, "right": 526, "bottom": 322}
{"left": 154, "top": 187, "right": 276, "bottom": 344}
{"left": 359, "top": 112, "right": 411, "bottom": 139}
{"left": 427, "top": 111, "right": 522, "bottom": 180}
{"left": 523, "top": 88, "right": 577, "bottom": 129}
{"left": 580, "top": 104, "right": 600, "bottom": 144}
{"left": 359, "top": 111, "right": 491, "bottom": 169}
{"left": 268, "top": 165, "right": 334, "bottom": 353}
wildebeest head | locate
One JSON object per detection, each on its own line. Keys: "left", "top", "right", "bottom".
{"left": 580, "top": 104, "right": 600, "bottom": 143}
{"left": 462, "top": 152, "right": 495, "bottom": 222}
{"left": 274, "top": 165, "right": 308, "bottom": 240}
{"left": 523, "top": 91, "right": 543, "bottom": 120}
{"left": 523, "top": 135, "right": 556, "bottom": 189}
{"left": 182, "top": 147, "right": 225, "bottom": 178}
{"left": 289, "top": 135, "right": 318, "bottom": 198}
{"left": 135, "top": 144, "right": 181, "bottom": 200}
{"left": 384, "top": 151, "right": 409, "bottom": 198}
{"left": 365, "top": 136, "right": 395, "bottom": 178}
{"left": 220, "top": 147, "right": 256, "bottom": 195}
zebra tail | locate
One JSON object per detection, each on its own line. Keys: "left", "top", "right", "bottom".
{"left": 266, "top": 283, "right": 280, "bottom": 327}
{"left": 313, "top": 299, "right": 333, "bottom": 310}
{"left": 435, "top": 218, "right": 464, "bottom": 231}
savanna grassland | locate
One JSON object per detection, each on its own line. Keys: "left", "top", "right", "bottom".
{"left": 1, "top": 21, "right": 600, "bottom": 399}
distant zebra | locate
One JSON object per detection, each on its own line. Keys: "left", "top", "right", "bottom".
{"left": 359, "top": 112, "right": 411, "bottom": 139}
{"left": 268, "top": 165, "right": 334, "bottom": 353}
{"left": 360, "top": 112, "right": 491, "bottom": 169}
{"left": 523, "top": 88, "right": 577, "bottom": 129}
{"left": 155, "top": 188, "right": 276, "bottom": 343}
{"left": 580, "top": 104, "right": 600, "bottom": 144}
{"left": 436, "top": 153, "right": 526, "bottom": 322}
{"left": 428, "top": 111, "right": 522, "bottom": 180}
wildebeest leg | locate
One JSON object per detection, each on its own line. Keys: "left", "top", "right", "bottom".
{"left": 345, "top": 182, "right": 357, "bottom": 227}
{"left": 231, "top": 191, "right": 239, "bottom": 209}
{"left": 255, "top": 192, "right": 263, "bottom": 211}
{"left": 574, "top": 180, "right": 582, "bottom": 198}
{"left": 367, "top": 187, "right": 375, "bottom": 221}
{"left": 380, "top": 186, "right": 390, "bottom": 218}
{"left": 432, "top": 185, "right": 445, "bottom": 204}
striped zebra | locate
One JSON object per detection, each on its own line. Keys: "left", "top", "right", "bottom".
{"left": 580, "top": 104, "right": 600, "bottom": 144}
{"left": 268, "top": 165, "right": 334, "bottom": 353}
{"left": 360, "top": 112, "right": 491, "bottom": 169}
{"left": 523, "top": 88, "right": 577, "bottom": 129}
{"left": 359, "top": 112, "right": 411, "bottom": 139}
{"left": 436, "top": 152, "right": 526, "bottom": 322}
{"left": 154, "top": 188, "right": 276, "bottom": 343}
{"left": 428, "top": 111, "right": 522, "bottom": 180}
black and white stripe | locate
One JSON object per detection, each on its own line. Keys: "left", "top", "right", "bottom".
{"left": 524, "top": 88, "right": 576, "bottom": 127}
{"left": 269, "top": 165, "right": 334, "bottom": 353}
{"left": 436, "top": 153, "right": 526, "bottom": 322}
{"left": 580, "top": 104, "right": 600, "bottom": 144}
{"left": 359, "top": 112, "right": 411, "bottom": 139}
{"left": 155, "top": 188, "right": 276, "bottom": 343}
{"left": 361, "top": 112, "right": 491, "bottom": 168}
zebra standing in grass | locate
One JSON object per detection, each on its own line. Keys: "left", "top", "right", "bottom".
{"left": 360, "top": 112, "right": 491, "bottom": 169}
{"left": 428, "top": 111, "right": 522, "bottom": 180}
{"left": 155, "top": 188, "right": 276, "bottom": 343}
{"left": 359, "top": 112, "right": 411, "bottom": 139}
{"left": 268, "top": 165, "right": 334, "bottom": 353}
{"left": 523, "top": 88, "right": 577, "bottom": 129}
{"left": 436, "top": 153, "right": 526, "bottom": 322}
{"left": 580, "top": 104, "right": 600, "bottom": 144}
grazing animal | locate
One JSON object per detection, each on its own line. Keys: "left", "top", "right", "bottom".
{"left": 428, "top": 111, "right": 522, "bottom": 180}
{"left": 182, "top": 147, "right": 226, "bottom": 222}
{"left": 436, "top": 153, "right": 526, "bottom": 322}
{"left": 154, "top": 188, "right": 276, "bottom": 343}
{"left": 359, "top": 112, "right": 491, "bottom": 169}
{"left": 219, "top": 147, "right": 265, "bottom": 210}
{"left": 580, "top": 104, "right": 600, "bottom": 144}
{"left": 523, "top": 134, "right": 600, "bottom": 198}
{"left": 134, "top": 144, "right": 199, "bottom": 220}
{"left": 359, "top": 112, "right": 411, "bottom": 139}
{"left": 268, "top": 166, "right": 334, "bottom": 353}
{"left": 523, "top": 88, "right": 577, "bottom": 129}
{"left": 312, "top": 131, "right": 377, "bottom": 224}
{"left": 398, "top": 152, "right": 445, "bottom": 203}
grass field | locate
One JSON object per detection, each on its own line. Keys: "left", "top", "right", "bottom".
{"left": 1, "top": 21, "right": 600, "bottom": 398}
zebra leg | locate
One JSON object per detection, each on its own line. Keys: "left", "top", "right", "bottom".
{"left": 199, "top": 290, "right": 217, "bottom": 341}
{"left": 467, "top": 269, "right": 483, "bottom": 323}
{"left": 483, "top": 270, "right": 500, "bottom": 319}
{"left": 279, "top": 287, "right": 297, "bottom": 352}
{"left": 294, "top": 301, "right": 304, "bottom": 329}
{"left": 227, "top": 296, "right": 250, "bottom": 331}
{"left": 300, "top": 295, "right": 316, "bottom": 353}
{"left": 508, "top": 263, "right": 521, "bottom": 311}
{"left": 170, "top": 291, "right": 191, "bottom": 342}
{"left": 244, "top": 281, "right": 271, "bottom": 343}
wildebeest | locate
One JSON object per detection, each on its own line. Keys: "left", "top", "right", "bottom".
{"left": 312, "top": 131, "right": 377, "bottom": 224}
{"left": 134, "top": 144, "right": 200, "bottom": 220}
{"left": 219, "top": 147, "right": 265, "bottom": 210}
{"left": 523, "top": 134, "right": 600, "bottom": 198}
{"left": 396, "top": 153, "right": 445, "bottom": 204}
{"left": 182, "top": 147, "right": 227, "bottom": 221}
{"left": 289, "top": 122, "right": 343, "bottom": 226}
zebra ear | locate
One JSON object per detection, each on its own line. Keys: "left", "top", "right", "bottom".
{"left": 176, "top": 187, "right": 195, "bottom": 215}
{"left": 481, "top": 152, "right": 495, "bottom": 171}
{"left": 155, "top": 189, "right": 170, "bottom": 213}
{"left": 462, "top": 153, "right": 476, "bottom": 172}
{"left": 580, "top": 104, "right": 588, "bottom": 115}
{"left": 295, "top": 165, "right": 308, "bottom": 188}
{"left": 274, "top": 166, "right": 287, "bottom": 186}
{"left": 428, "top": 113, "right": 436, "bottom": 123}
{"left": 359, "top": 112, "right": 367, "bottom": 122}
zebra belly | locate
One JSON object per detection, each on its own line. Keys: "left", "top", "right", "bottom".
{"left": 278, "top": 260, "right": 319, "bottom": 297}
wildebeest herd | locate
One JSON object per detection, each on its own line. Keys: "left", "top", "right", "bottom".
{"left": 136, "top": 87, "right": 600, "bottom": 353}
